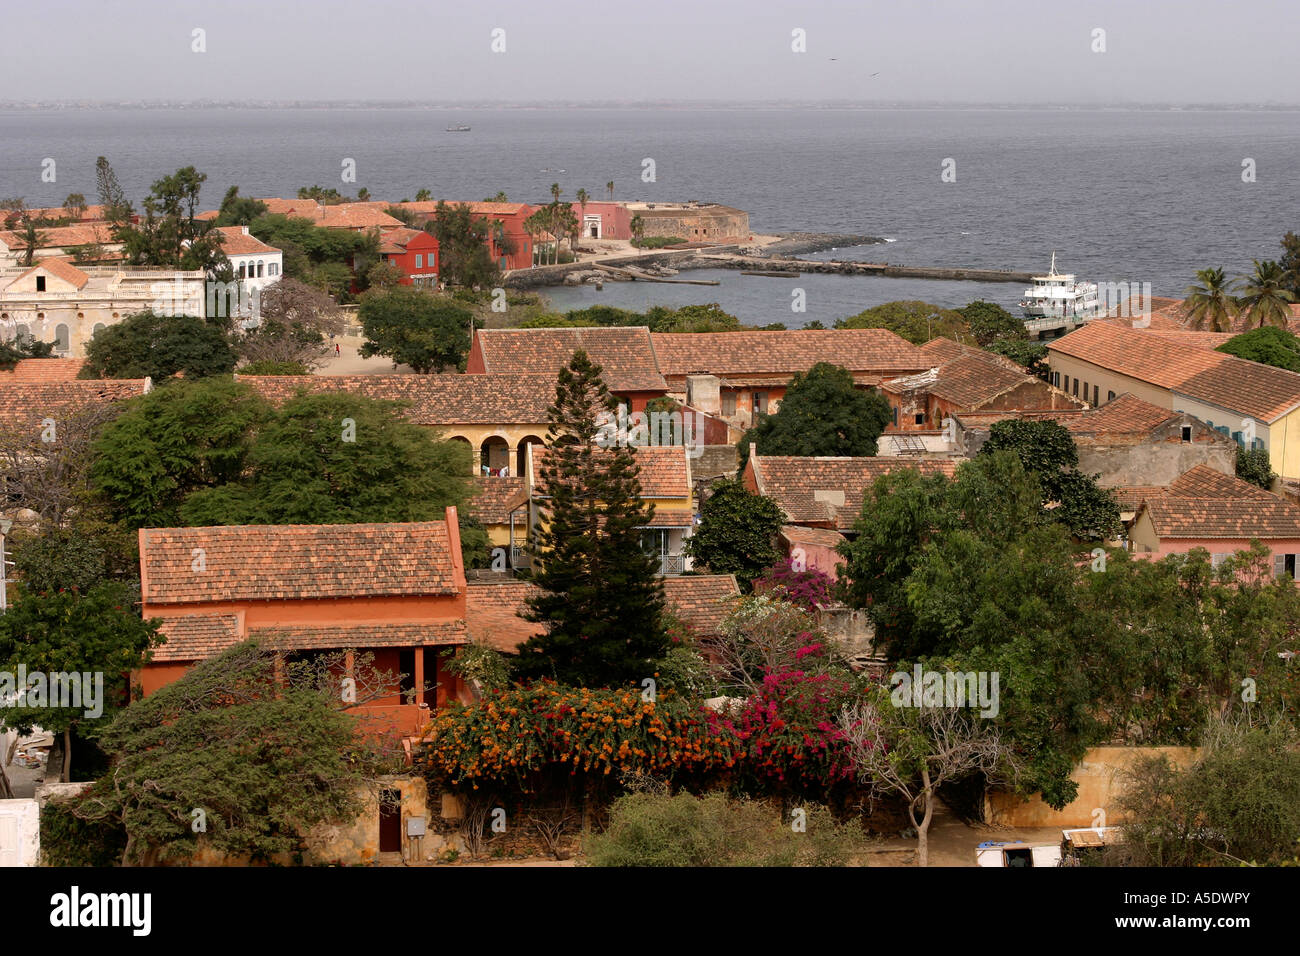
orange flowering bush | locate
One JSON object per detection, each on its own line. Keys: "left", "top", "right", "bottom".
{"left": 416, "top": 681, "right": 742, "bottom": 792}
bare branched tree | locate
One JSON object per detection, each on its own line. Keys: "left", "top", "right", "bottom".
{"left": 236, "top": 277, "right": 345, "bottom": 370}
{"left": 838, "top": 693, "right": 1018, "bottom": 866}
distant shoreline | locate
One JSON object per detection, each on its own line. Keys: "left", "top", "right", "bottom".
{"left": 4, "top": 102, "right": 1300, "bottom": 113}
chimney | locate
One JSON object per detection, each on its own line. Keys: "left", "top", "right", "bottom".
{"left": 685, "top": 374, "right": 721, "bottom": 415}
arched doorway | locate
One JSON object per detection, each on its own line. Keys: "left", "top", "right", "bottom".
{"left": 480, "top": 435, "right": 511, "bottom": 476}
{"left": 516, "top": 435, "right": 545, "bottom": 476}
{"left": 445, "top": 435, "right": 474, "bottom": 475}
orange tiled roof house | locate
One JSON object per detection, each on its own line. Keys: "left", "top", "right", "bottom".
{"left": 137, "top": 511, "right": 472, "bottom": 738}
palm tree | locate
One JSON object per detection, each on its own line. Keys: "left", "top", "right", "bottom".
{"left": 1235, "top": 260, "right": 1297, "bottom": 329}
{"left": 19, "top": 215, "right": 50, "bottom": 267}
{"left": 575, "top": 188, "right": 590, "bottom": 243}
{"left": 629, "top": 214, "right": 644, "bottom": 245}
{"left": 550, "top": 183, "right": 561, "bottom": 204}
{"left": 1183, "top": 267, "right": 1238, "bottom": 332}
{"left": 414, "top": 188, "right": 432, "bottom": 202}
{"left": 606, "top": 181, "right": 614, "bottom": 200}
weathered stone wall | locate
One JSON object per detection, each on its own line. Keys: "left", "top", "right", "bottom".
{"left": 984, "top": 746, "right": 1202, "bottom": 828}
{"left": 638, "top": 208, "right": 750, "bottom": 241}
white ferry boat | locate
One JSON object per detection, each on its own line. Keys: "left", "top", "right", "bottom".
{"left": 1019, "top": 253, "right": 1100, "bottom": 336}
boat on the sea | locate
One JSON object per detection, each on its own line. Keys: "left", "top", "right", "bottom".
{"left": 445, "top": 124, "right": 471, "bottom": 132}
{"left": 1019, "top": 252, "right": 1100, "bottom": 336}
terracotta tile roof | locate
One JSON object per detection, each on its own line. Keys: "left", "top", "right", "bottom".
{"left": 468, "top": 477, "right": 528, "bottom": 525}
{"left": 211, "top": 226, "right": 281, "bottom": 256}
{"left": 1072, "top": 393, "right": 1178, "bottom": 436}
{"left": 7, "top": 258, "right": 90, "bottom": 290}
{"left": 752, "top": 456, "right": 958, "bottom": 530}
{"left": 1112, "top": 486, "right": 1167, "bottom": 512}
{"left": 465, "top": 574, "right": 739, "bottom": 652}
{"left": 639, "top": 508, "right": 695, "bottom": 527}
{"left": 1048, "top": 322, "right": 1225, "bottom": 390}
{"left": 927, "top": 355, "right": 1038, "bottom": 408}
{"left": 531, "top": 444, "right": 691, "bottom": 499}
{"left": 140, "top": 521, "right": 461, "bottom": 605}
{"left": 465, "top": 581, "right": 545, "bottom": 653}
{"left": 661, "top": 575, "right": 741, "bottom": 636}
{"left": 151, "top": 613, "right": 244, "bottom": 662}
{"left": 1166, "top": 464, "right": 1273, "bottom": 500}
{"left": 473, "top": 327, "right": 667, "bottom": 393}
{"left": 1049, "top": 322, "right": 1300, "bottom": 423}
{"left": 0, "top": 379, "right": 147, "bottom": 431}
{"left": 250, "top": 620, "right": 467, "bottom": 650}
{"left": 0, "top": 223, "right": 116, "bottom": 252}
{"left": 779, "top": 524, "right": 848, "bottom": 549}
{"left": 258, "top": 198, "right": 324, "bottom": 217}
{"left": 236, "top": 374, "right": 556, "bottom": 425}
{"left": 377, "top": 227, "right": 425, "bottom": 254}
{"left": 392, "top": 201, "right": 535, "bottom": 218}
{"left": 917, "top": 337, "right": 1022, "bottom": 371}
{"left": 1174, "top": 360, "right": 1300, "bottom": 423}
{"left": 1141, "top": 496, "right": 1300, "bottom": 539}
{"left": 313, "top": 203, "right": 404, "bottom": 230}
{"left": 1145, "top": 330, "right": 1237, "bottom": 350}
{"left": 0, "top": 358, "right": 85, "bottom": 381}
{"left": 650, "top": 329, "right": 928, "bottom": 380}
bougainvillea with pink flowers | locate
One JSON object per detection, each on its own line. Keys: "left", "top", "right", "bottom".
{"left": 753, "top": 558, "right": 835, "bottom": 611}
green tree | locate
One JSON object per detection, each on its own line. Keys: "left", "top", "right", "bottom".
{"left": 835, "top": 300, "right": 969, "bottom": 344}
{"left": 94, "top": 156, "right": 134, "bottom": 232}
{"left": 981, "top": 418, "right": 1118, "bottom": 540}
{"left": 738, "top": 362, "right": 892, "bottom": 466}
{"left": 0, "top": 336, "right": 55, "bottom": 369}
{"left": 0, "top": 582, "right": 163, "bottom": 781}
{"left": 69, "top": 642, "right": 384, "bottom": 865}
{"left": 1236, "top": 445, "right": 1276, "bottom": 489}
{"left": 515, "top": 350, "right": 668, "bottom": 688}
{"left": 1280, "top": 231, "right": 1300, "bottom": 299}
{"left": 357, "top": 286, "right": 472, "bottom": 373}
{"left": 428, "top": 201, "right": 498, "bottom": 286}
{"left": 648, "top": 303, "right": 743, "bottom": 333}
{"left": 683, "top": 477, "right": 784, "bottom": 588}
{"left": 179, "top": 391, "right": 478, "bottom": 528}
{"left": 17, "top": 213, "right": 49, "bottom": 266}
{"left": 118, "top": 166, "right": 231, "bottom": 280}
{"left": 90, "top": 377, "right": 270, "bottom": 528}
{"left": 960, "top": 300, "right": 1025, "bottom": 346}
{"left": 1235, "top": 260, "right": 1296, "bottom": 329}
{"left": 1184, "top": 267, "right": 1239, "bottom": 332}
{"left": 1216, "top": 325, "right": 1300, "bottom": 372}
{"left": 234, "top": 276, "right": 344, "bottom": 370}
{"left": 986, "top": 338, "right": 1050, "bottom": 379}
{"left": 212, "top": 186, "right": 269, "bottom": 227}
{"left": 81, "top": 310, "right": 237, "bottom": 380}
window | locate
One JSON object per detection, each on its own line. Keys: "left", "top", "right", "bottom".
{"left": 92, "top": 323, "right": 106, "bottom": 337}
{"left": 1052, "top": 371, "right": 1060, "bottom": 388}
{"left": 1064, "top": 375, "right": 1070, "bottom": 392}
{"left": 1181, "top": 425, "right": 1192, "bottom": 442}
{"left": 893, "top": 405, "right": 899, "bottom": 426}
{"left": 1108, "top": 391, "right": 1116, "bottom": 402}
{"left": 269, "top": 262, "right": 279, "bottom": 276}
{"left": 914, "top": 413, "right": 925, "bottom": 426}
{"left": 54, "top": 324, "right": 70, "bottom": 351}
{"left": 238, "top": 263, "right": 246, "bottom": 279}
{"left": 257, "top": 261, "right": 264, "bottom": 277}
{"left": 415, "top": 254, "right": 422, "bottom": 268}
{"left": 721, "top": 392, "right": 737, "bottom": 417}
{"left": 754, "top": 391, "right": 769, "bottom": 415}
{"left": 36, "top": 275, "right": 45, "bottom": 292}
{"left": 1072, "top": 379, "right": 1079, "bottom": 397}
{"left": 1274, "top": 553, "right": 1298, "bottom": 580}
{"left": 1093, "top": 385, "right": 1100, "bottom": 406}
{"left": 1211, "top": 553, "right": 1230, "bottom": 569}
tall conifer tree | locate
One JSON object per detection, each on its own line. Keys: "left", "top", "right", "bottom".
{"left": 518, "top": 350, "right": 667, "bottom": 687}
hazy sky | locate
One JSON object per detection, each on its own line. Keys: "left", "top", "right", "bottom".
{"left": 2, "top": 0, "right": 1297, "bottom": 105}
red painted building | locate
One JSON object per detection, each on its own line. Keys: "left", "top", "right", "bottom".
{"left": 393, "top": 201, "right": 537, "bottom": 271}
{"left": 378, "top": 228, "right": 440, "bottom": 288}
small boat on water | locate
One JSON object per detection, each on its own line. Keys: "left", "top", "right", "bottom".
{"left": 445, "top": 124, "right": 471, "bottom": 132}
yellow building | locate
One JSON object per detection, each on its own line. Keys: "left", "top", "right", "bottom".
{"left": 237, "top": 373, "right": 558, "bottom": 475}
{"left": 521, "top": 442, "right": 696, "bottom": 575}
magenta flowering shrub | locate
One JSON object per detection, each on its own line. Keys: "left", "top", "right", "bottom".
{"left": 753, "top": 558, "right": 834, "bottom": 611}
{"left": 715, "top": 641, "right": 859, "bottom": 795}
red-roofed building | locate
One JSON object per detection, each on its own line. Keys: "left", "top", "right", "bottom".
{"left": 137, "top": 511, "right": 472, "bottom": 737}
{"left": 1129, "top": 466, "right": 1300, "bottom": 577}
{"left": 393, "top": 201, "right": 536, "bottom": 271}
{"left": 377, "top": 228, "right": 440, "bottom": 288}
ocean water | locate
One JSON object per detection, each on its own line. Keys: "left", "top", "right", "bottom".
{"left": 1, "top": 107, "right": 1296, "bottom": 325}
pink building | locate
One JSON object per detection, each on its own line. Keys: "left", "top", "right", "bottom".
{"left": 1128, "top": 466, "right": 1300, "bottom": 578}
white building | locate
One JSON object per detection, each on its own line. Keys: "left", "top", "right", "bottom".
{"left": 0, "top": 259, "right": 207, "bottom": 357}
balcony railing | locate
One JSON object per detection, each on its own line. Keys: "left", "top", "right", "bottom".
{"left": 658, "top": 553, "right": 685, "bottom": 575}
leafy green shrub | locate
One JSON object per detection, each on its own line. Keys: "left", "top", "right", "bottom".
{"left": 40, "top": 795, "right": 128, "bottom": 867}
{"left": 585, "top": 791, "right": 864, "bottom": 866}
